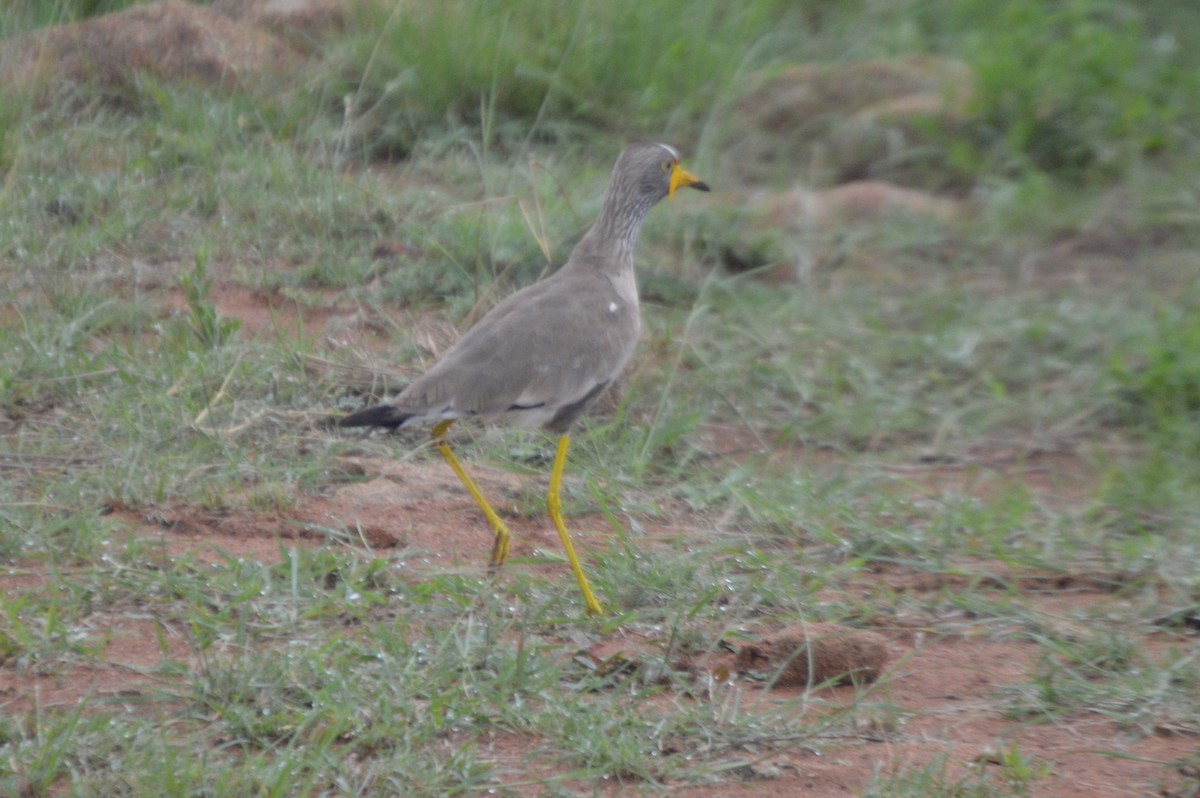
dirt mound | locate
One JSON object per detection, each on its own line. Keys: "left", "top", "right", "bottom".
{"left": 735, "top": 622, "right": 889, "bottom": 686}
{"left": 751, "top": 180, "right": 963, "bottom": 231}
{"left": 727, "top": 56, "right": 974, "bottom": 190}
{"left": 0, "top": 0, "right": 297, "bottom": 94}
{"left": 211, "top": 0, "right": 347, "bottom": 42}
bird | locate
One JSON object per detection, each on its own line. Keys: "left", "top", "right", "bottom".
{"left": 336, "top": 143, "right": 709, "bottom": 615}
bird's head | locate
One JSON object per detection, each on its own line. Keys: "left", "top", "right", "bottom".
{"left": 616, "top": 143, "right": 710, "bottom": 204}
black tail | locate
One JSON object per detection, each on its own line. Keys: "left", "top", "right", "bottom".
{"left": 333, "top": 404, "right": 414, "bottom": 430}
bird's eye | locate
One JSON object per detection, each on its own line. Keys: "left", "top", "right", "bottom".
{"left": 660, "top": 160, "right": 672, "bottom": 173}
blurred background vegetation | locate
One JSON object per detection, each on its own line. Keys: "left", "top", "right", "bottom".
{"left": 6, "top": 0, "right": 1198, "bottom": 180}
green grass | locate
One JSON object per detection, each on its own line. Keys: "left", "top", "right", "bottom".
{"left": 0, "top": 0, "right": 147, "bottom": 35}
{"left": 323, "top": 0, "right": 809, "bottom": 158}
{"left": 862, "top": 751, "right": 1046, "bottom": 798}
{"left": 2, "top": 0, "right": 1200, "bottom": 794}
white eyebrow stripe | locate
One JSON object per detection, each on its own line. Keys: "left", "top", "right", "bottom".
{"left": 654, "top": 143, "right": 680, "bottom": 160}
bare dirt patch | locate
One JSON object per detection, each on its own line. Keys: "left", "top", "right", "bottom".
{"left": 164, "top": 283, "right": 340, "bottom": 343}
{"left": 112, "top": 455, "right": 583, "bottom": 568}
{"left": 0, "top": 593, "right": 193, "bottom": 716}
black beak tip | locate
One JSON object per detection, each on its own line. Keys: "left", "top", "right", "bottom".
{"left": 693, "top": 181, "right": 711, "bottom": 192}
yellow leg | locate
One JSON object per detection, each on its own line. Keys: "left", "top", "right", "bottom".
{"left": 547, "top": 434, "right": 604, "bottom": 616}
{"left": 431, "top": 419, "right": 510, "bottom": 567}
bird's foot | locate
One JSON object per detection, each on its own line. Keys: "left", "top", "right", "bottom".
{"left": 489, "top": 529, "right": 511, "bottom": 569}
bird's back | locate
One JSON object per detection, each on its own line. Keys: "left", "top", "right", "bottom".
{"left": 391, "top": 261, "right": 640, "bottom": 431}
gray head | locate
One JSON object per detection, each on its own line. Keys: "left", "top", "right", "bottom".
{"left": 607, "top": 143, "right": 710, "bottom": 209}
{"left": 589, "top": 143, "right": 709, "bottom": 241}
{"left": 576, "top": 143, "right": 709, "bottom": 260}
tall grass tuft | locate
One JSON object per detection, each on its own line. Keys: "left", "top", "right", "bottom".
{"left": 326, "top": 0, "right": 809, "bottom": 157}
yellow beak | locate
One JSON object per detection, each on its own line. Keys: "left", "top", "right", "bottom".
{"left": 668, "top": 161, "right": 710, "bottom": 199}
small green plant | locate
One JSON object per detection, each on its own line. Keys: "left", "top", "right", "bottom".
{"left": 178, "top": 248, "right": 240, "bottom": 349}
{"left": 991, "top": 742, "right": 1049, "bottom": 793}
{"left": 1110, "top": 302, "right": 1200, "bottom": 441}
{"left": 863, "top": 755, "right": 1027, "bottom": 797}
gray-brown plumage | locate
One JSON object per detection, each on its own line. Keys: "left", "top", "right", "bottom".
{"left": 338, "top": 143, "right": 709, "bottom": 615}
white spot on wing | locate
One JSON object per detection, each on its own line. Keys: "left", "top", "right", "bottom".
{"left": 608, "top": 301, "right": 618, "bottom": 313}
